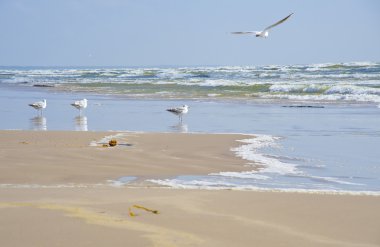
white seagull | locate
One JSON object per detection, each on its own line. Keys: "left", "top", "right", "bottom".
{"left": 71, "top": 98, "right": 88, "bottom": 114}
{"left": 231, "top": 13, "right": 293, "bottom": 38}
{"left": 167, "top": 105, "right": 189, "bottom": 122}
{"left": 28, "top": 99, "right": 47, "bottom": 115}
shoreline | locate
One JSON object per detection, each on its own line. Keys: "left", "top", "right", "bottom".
{"left": 1, "top": 130, "right": 380, "bottom": 246}
{"left": 0, "top": 130, "right": 378, "bottom": 196}
{"left": 2, "top": 184, "right": 379, "bottom": 197}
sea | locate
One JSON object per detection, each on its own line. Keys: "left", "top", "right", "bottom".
{"left": 1, "top": 62, "right": 379, "bottom": 195}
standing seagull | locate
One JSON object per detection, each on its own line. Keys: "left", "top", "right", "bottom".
{"left": 28, "top": 99, "right": 47, "bottom": 115}
{"left": 231, "top": 13, "right": 293, "bottom": 38}
{"left": 167, "top": 105, "right": 189, "bottom": 123}
{"left": 71, "top": 98, "right": 88, "bottom": 115}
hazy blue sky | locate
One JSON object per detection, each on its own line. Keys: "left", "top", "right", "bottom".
{"left": 0, "top": 0, "right": 379, "bottom": 66}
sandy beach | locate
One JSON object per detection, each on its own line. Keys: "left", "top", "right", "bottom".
{"left": 0, "top": 130, "right": 379, "bottom": 247}
{"left": 0, "top": 130, "right": 248, "bottom": 184}
{"left": 2, "top": 0, "right": 379, "bottom": 246}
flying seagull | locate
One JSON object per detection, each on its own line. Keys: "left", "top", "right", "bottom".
{"left": 231, "top": 13, "right": 293, "bottom": 38}
{"left": 29, "top": 99, "right": 47, "bottom": 115}
{"left": 167, "top": 105, "right": 189, "bottom": 123}
{"left": 71, "top": 98, "right": 88, "bottom": 115}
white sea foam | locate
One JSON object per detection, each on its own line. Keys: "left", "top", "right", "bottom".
{"left": 2, "top": 62, "right": 380, "bottom": 103}
{"left": 269, "top": 84, "right": 305, "bottom": 93}
{"left": 107, "top": 176, "right": 137, "bottom": 187}
{"left": 231, "top": 135, "right": 300, "bottom": 175}
{"left": 342, "top": 61, "right": 379, "bottom": 67}
{"left": 230, "top": 135, "right": 366, "bottom": 188}
{"left": 262, "top": 93, "right": 380, "bottom": 103}
{"left": 147, "top": 134, "right": 367, "bottom": 193}
{"left": 197, "top": 79, "right": 241, "bottom": 87}
{"left": 146, "top": 179, "right": 380, "bottom": 196}
{"left": 302, "top": 84, "right": 325, "bottom": 93}
{"left": 325, "top": 85, "right": 380, "bottom": 95}
{"left": 2, "top": 77, "right": 33, "bottom": 84}
{"left": 147, "top": 179, "right": 238, "bottom": 190}
{"left": 210, "top": 171, "right": 270, "bottom": 180}
{"left": 308, "top": 175, "right": 364, "bottom": 186}
{"left": 207, "top": 93, "right": 221, "bottom": 97}
{"left": 269, "top": 84, "right": 328, "bottom": 94}
{"left": 293, "top": 73, "right": 380, "bottom": 79}
{"left": 305, "top": 62, "right": 379, "bottom": 71}
{"left": 269, "top": 84, "right": 380, "bottom": 96}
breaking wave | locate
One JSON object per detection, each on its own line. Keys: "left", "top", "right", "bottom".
{"left": 148, "top": 134, "right": 378, "bottom": 194}
{"left": 1, "top": 62, "right": 380, "bottom": 103}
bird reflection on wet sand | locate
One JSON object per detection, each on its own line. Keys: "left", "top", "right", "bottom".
{"left": 29, "top": 116, "right": 47, "bottom": 131}
{"left": 169, "top": 122, "right": 188, "bottom": 133}
{"left": 74, "top": 115, "right": 88, "bottom": 131}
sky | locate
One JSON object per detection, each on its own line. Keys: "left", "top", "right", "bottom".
{"left": 0, "top": 0, "right": 379, "bottom": 67}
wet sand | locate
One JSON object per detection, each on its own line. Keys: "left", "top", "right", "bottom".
{"left": 0, "top": 130, "right": 248, "bottom": 184}
{"left": 0, "top": 130, "right": 379, "bottom": 247}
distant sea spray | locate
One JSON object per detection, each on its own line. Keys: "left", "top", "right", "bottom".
{"left": 1, "top": 62, "right": 380, "bottom": 103}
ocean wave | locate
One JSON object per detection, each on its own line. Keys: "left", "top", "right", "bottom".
{"left": 305, "top": 62, "right": 379, "bottom": 71}
{"left": 269, "top": 84, "right": 324, "bottom": 93}
{"left": 261, "top": 93, "right": 380, "bottom": 103}
{"left": 1, "top": 62, "right": 380, "bottom": 103}
{"left": 227, "top": 134, "right": 368, "bottom": 189}
{"left": 325, "top": 85, "right": 380, "bottom": 95}
{"left": 288, "top": 73, "right": 380, "bottom": 79}
{"left": 231, "top": 135, "right": 300, "bottom": 175}
{"left": 269, "top": 84, "right": 380, "bottom": 95}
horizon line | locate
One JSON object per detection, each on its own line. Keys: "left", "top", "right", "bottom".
{"left": 0, "top": 61, "right": 378, "bottom": 69}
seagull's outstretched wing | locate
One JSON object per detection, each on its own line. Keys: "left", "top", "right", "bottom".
{"left": 231, "top": 31, "right": 259, "bottom": 35}
{"left": 263, "top": 13, "right": 293, "bottom": 31}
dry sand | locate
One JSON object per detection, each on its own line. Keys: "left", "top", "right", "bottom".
{"left": 0, "top": 130, "right": 379, "bottom": 247}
